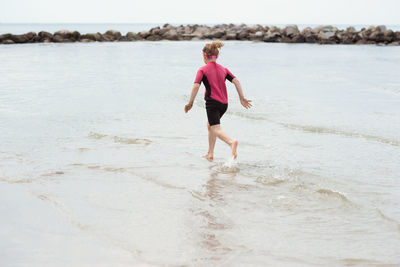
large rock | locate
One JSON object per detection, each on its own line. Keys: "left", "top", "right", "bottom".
{"left": 0, "top": 33, "right": 12, "bottom": 42}
{"left": 149, "top": 26, "right": 161, "bottom": 35}
{"left": 138, "top": 31, "right": 151, "bottom": 39}
{"left": 146, "top": 34, "right": 162, "bottom": 41}
{"left": 318, "top": 31, "right": 335, "bottom": 40}
{"left": 206, "top": 30, "right": 225, "bottom": 39}
{"left": 301, "top": 27, "right": 318, "bottom": 43}
{"left": 9, "top": 32, "right": 36, "bottom": 43}
{"left": 163, "top": 29, "right": 179, "bottom": 40}
{"left": 104, "top": 30, "right": 121, "bottom": 41}
{"left": 263, "top": 31, "right": 281, "bottom": 42}
{"left": 38, "top": 31, "right": 53, "bottom": 40}
{"left": 383, "top": 30, "right": 394, "bottom": 42}
{"left": 337, "top": 31, "right": 359, "bottom": 44}
{"left": 376, "top": 25, "right": 387, "bottom": 33}
{"left": 54, "top": 30, "right": 73, "bottom": 39}
{"left": 80, "top": 33, "right": 102, "bottom": 41}
{"left": 237, "top": 29, "right": 249, "bottom": 40}
{"left": 283, "top": 25, "right": 299, "bottom": 37}
{"left": 71, "top": 31, "right": 81, "bottom": 41}
{"left": 80, "top": 38, "right": 95, "bottom": 43}
{"left": 52, "top": 34, "right": 65, "bottom": 43}
{"left": 368, "top": 28, "right": 385, "bottom": 42}
{"left": 346, "top": 26, "right": 356, "bottom": 33}
{"left": 224, "top": 31, "right": 237, "bottom": 40}
{"left": 191, "top": 26, "right": 210, "bottom": 39}
{"left": 2, "top": 39, "right": 15, "bottom": 44}
{"left": 126, "top": 32, "right": 140, "bottom": 41}
{"left": 395, "top": 32, "right": 400, "bottom": 41}
{"left": 356, "top": 39, "right": 376, "bottom": 45}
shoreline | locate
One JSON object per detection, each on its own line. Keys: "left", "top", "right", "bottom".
{"left": 1, "top": 24, "right": 400, "bottom": 46}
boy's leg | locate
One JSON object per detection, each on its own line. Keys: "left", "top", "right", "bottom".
{"left": 203, "top": 122, "right": 216, "bottom": 160}
{"left": 210, "top": 124, "right": 238, "bottom": 159}
{"left": 207, "top": 122, "right": 217, "bottom": 156}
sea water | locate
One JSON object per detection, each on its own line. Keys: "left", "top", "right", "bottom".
{"left": 0, "top": 40, "right": 400, "bottom": 266}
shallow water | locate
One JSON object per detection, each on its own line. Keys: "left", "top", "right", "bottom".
{"left": 0, "top": 41, "right": 400, "bottom": 266}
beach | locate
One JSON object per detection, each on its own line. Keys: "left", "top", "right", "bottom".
{"left": 0, "top": 39, "right": 400, "bottom": 266}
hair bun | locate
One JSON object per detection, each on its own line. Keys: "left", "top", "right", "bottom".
{"left": 202, "top": 41, "right": 224, "bottom": 57}
{"left": 211, "top": 41, "right": 224, "bottom": 49}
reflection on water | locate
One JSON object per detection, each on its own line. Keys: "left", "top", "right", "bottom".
{"left": 0, "top": 41, "right": 400, "bottom": 266}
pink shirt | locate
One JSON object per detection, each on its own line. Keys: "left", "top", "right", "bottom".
{"left": 194, "top": 62, "right": 235, "bottom": 104}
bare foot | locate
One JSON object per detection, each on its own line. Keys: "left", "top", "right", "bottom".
{"left": 202, "top": 153, "right": 214, "bottom": 161}
{"left": 231, "top": 140, "right": 238, "bottom": 159}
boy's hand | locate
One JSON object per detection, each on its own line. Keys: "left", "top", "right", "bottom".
{"left": 240, "top": 98, "right": 252, "bottom": 109}
{"left": 184, "top": 103, "right": 193, "bottom": 113}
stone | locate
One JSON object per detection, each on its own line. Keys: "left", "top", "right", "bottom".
{"left": 394, "top": 31, "right": 400, "bottom": 41}
{"left": 104, "top": 30, "right": 121, "bottom": 41}
{"left": 80, "top": 38, "right": 94, "bottom": 42}
{"left": 163, "top": 29, "right": 179, "bottom": 40}
{"left": 255, "top": 31, "right": 264, "bottom": 38}
{"left": 283, "top": 25, "right": 299, "bottom": 37}
{"left": 52, "top": 34, "right": 65, "bottom": 43}
{"left": 126, "top": 32, "right": 140, "bottom": 41}
{"left": 138, "top": 31, "right": 151, "bottom": 39}
{"left": 0, "top": 33, "right": 12, "bottom": 42}
{"left": 356, "top": 39, "right": 376, "bottom": 45}
{"left": 338, "top": 32, "right": 359, "bottom": 44}
{"left": 224, "top": 32, "right": 237, "bottom": 40}
{"left": 318, "top": 31, "right": 335, "bottom": 40}
{"left": 38, "top": 31, "right": 52, "bottom": 39}
{"left": 207, "top": 30, "right": 225, "bottom": 39}
{"left": 105, "top": 30, "right": 121, "bottom": 38}
{"left": 71, "top": 31, "right": 81, "bottom": 41}
{"left": 312, "top": 25, "right": 338, "bottom": 34}
{"left": 2, "top": 39, "right": 15, "bottom": 44}
{"left": 146, "top": 34, "right": 162, "bottom": 41}
{"left": 277, "top": 37, "right": 292, "bottom": 43}
{"left": 387, "top": 41, "right": 400, "bottom": 46}
{"left": 81, "top": 33, "right": 97, "bottom": 41}
{"left": 237, "top": 30, "right": 249, "bottom": 40}
{"left": 9, "top": 33, "right": 30, "bottom": 43}
{"left": 263, "top": 31, "right": 280, "bottom": 42}
{"left": 192, "top": 26, "right": 210, "bottom": 38}
{"left": 291, "top": 35, "right": 305, "bottom": 43}
{"left": 346, "top": 26, "right": 356, "bottom": 33}
{"left": 54, "top": 30, "right": 73, "bottom": 39}
{"left": 376, "top": 25, "right": 387, "bottom": 33}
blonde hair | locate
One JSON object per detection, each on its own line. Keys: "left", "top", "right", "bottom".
{"left": 202, "top": 41, "right": 224, "bottom": 56}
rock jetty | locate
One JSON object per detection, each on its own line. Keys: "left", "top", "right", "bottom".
{"left": 1, "top": 24, "right": 400, "bottom": 45}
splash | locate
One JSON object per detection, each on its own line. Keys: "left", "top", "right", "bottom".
{"left": 219, "top": 156, "right": 240, "bottom": 173}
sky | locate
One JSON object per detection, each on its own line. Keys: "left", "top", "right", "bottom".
{"left": 0, "top": 0, "right": 399, "bottom": 25}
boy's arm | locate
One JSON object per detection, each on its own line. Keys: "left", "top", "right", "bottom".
{"left": 184, "top": 83, "right": 201, "bottom": 113}
{"left": 232, "top": 78, "right": 252, "bottom": 109}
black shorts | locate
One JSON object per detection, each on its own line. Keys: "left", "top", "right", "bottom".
{"left": 206, "top": 99, "right": 228, "bottom": 126}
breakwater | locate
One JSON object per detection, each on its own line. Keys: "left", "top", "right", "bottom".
{"left": 1, "top": 24, "right": 400, "bottom": 45}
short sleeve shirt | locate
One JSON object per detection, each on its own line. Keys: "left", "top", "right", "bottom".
{"left": 194, "top": 62, "right": 235, "bottom": 104}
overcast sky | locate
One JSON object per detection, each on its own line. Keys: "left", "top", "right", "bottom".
{"left": 1, "top": 0, "right": 399, "bottom": 25}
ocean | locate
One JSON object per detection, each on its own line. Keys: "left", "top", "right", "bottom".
{"left": 0, "top": 38, "right": 400, "bottom": 266}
